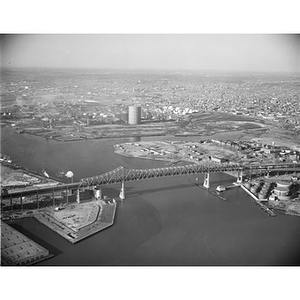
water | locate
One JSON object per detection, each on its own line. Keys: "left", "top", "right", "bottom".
{"left": 2, "top": 128, "right": 300, "bottom": 265}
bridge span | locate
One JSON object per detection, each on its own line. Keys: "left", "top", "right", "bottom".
{"left": 79, "top": 162, "right": 300, "bottom": 188}
{"left": 2, "top": 162, "right": 300, "bottom": 203}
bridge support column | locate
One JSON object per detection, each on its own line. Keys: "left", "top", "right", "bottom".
{"left": 20, "top": 193, "right": 23, "bottom": 211}
{"left": 66, "top": 188, "right": 69, "bottom": 204}
{"left": 94, "top": 187, "right": 102, "bottom": 200}
{"left": 203, "top": 172, "right": 210, "bottom": 189}
{"left": 36, "top": 190, "right": 39, "bottom": 209}
{"left": 237, "top": 170, "right": 243, "bottom": 184}
{"left": 119, "top": 181, "right": 125, "bottom": 200}
{"left": 52, "top": 188, "right": 55, "bottom": 207}
{"left": 76, "top": 189, "right": 80, "bottom": 203}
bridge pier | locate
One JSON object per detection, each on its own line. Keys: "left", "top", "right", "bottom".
{"left": 203, "top": 172, "right": 210, "bottom": 189}
{"left": 52, "top": 188, "right": 55, "bottom": 207}
{"left": 36, "top": 190, "right": 39, "bottom": 209}
{"left": 76, "top": 189, "right": 80, "bottom": 203}
{"left": 237, "top": 170, "right": 243, "bottom": 184}
{"left": 20, "top": 193, "right": 23, "bottom": 211}
{"left": 119, "top": 181, "right": 125, "bottom": 200}
{"left": 94, "top": 187, "right": 102, "bottom": 200}
{"left": 66, "top": 188, "right": 69, "bottom": 204}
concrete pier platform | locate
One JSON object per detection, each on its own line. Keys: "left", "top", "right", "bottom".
{"left": 33, "top": 200, "right": 117, "bottom": 243}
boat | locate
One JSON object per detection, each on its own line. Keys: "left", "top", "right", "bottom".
{"left": 54, "top": 206, "right": 64, "bottom": 211}
{"left": 216, "top": 185, "right": 226, "bottom": 192}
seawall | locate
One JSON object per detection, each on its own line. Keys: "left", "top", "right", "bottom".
{"left": 240, "top": 184, "right": 276, "bottom": 217}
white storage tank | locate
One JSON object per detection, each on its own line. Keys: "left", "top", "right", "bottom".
{"left": 128, "top": 105, "right": 141, "bottom": 125}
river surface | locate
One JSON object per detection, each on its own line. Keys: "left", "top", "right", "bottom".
{"left": 2, "top": 127, "right": 300, "bottom": 265}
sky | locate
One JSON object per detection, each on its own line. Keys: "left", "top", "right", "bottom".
{"left": 1, "top": 34, "right": 299, "bottom": 73}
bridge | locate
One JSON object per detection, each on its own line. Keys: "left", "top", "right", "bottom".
{"left": 1, "top": 162, "right": 300, "bottom": 208}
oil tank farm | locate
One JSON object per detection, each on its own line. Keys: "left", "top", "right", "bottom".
{"left": 128, "top": 105, "right": 141, "bottom": 125}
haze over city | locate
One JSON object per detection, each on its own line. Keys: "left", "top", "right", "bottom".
{"left": 1, "top": 34, "right": 299, "bottom": 73}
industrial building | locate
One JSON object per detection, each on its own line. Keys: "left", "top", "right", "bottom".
{"left": 128, "top": 105, "right": 141, "bottom": 125}
{"left": 1, "top": 221, "right": 50, "bottom": 265}
{"left": 208, "top": 155, "right": 229, "bottom": 163}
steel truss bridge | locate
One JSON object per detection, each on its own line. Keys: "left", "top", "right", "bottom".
{"left": 78, "top": 162, "right": 300, "bottom": 188}
{"left": 78, "top": 163, "right": 242, "bottom": 188}
{"left": 2, "top": 162, "right": 300, "bottom": 200}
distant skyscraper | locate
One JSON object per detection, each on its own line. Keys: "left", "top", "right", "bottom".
{"left": 128, "top": 105, "right": 141, "bottom": 125}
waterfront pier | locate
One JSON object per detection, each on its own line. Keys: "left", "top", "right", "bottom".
{"left": 240, "top": 184, "right": 276, "bottom": 217}
{"left": 119, "top": 181, "right": 125, "bottom": 200}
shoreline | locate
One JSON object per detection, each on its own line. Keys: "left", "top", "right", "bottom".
{"left": 12, "top": 128, "right": 167, "bottom": 142}
{"left": 6, "top": 124, "right": 268, "bottom": 143}
{"left": 240, "top": 184, "right": 277, "bottom": 217}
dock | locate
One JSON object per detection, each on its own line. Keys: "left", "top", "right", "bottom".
{"left": 33, "top": 200, "right": 117, "bottom": 243}
{"left": 240, "top": 184, "right": 276, "bottom": 217}
{"left": 210, "top": 190, "right": 227, "bottom": 201}
{"left": 193, "top": 182, "right": 227, "bottom": 201}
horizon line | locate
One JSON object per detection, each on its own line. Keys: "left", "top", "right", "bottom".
{"left": 1, "top": 66, "right": 299, "bottom": 75}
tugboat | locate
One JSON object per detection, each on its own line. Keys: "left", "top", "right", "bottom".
{"left": 216, "top": 185, "right": 226, "bottom": 192}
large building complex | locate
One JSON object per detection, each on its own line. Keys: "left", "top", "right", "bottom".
{"left": 1, "top": 221, "right": 50, "bottom": 265}
{"left": 128, "top": 105, "right": 141, "bottom": 125}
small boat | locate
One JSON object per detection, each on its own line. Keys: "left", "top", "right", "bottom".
{"left": 216, "top": 185, "right": 226, "bottom": 192}
{"left": 54, "top": 206, "right": 64, "bottom": 211}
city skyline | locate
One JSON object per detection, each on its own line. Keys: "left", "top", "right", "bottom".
{"left": 1, "top": 34, "right": 299, "bottom": 73}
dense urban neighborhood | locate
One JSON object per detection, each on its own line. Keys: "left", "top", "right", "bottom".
{"left": 1, "top": 70, "right": 299, "bottom": 142}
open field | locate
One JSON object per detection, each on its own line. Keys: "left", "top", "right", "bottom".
{"left": 1, "top": 163, "right": 60, "bottom": 190}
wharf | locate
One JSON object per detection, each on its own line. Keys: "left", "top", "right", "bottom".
{"left": 240, "top": 184, "right": 276, "bottom": 217}
{"left": 194, "top": 183, "right": 227, "bottom": 201}
{"left": 210, "top": 190, "right": 227, "bottom": 201}
{"left": 32, "top": 200, "right": 117, "bottom": 244}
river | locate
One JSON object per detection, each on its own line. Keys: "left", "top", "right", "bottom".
{"left": 2, "top": 127, "right": 300, "bottom": 265}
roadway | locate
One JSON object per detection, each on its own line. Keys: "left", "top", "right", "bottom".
{"left": 1, "top": 162, "right": 300, "bottom": 199}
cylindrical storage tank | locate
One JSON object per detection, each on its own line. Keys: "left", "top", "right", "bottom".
{"left": 258, "top": 193, "right": 267, "bottom": 200}
{"left": 251, "top": 186, "right": 258, "bottom": 193}
{"left": 277, "top": 195, "right": 292, "bottom": 201}
{"left": 276, "top": 181, "right": 291, "bottom": 189}
{"left": 244, "top": 182, "right": 251, "bottom": 189}
{"left": 273, "top": 186, "right": 289, "bottom": 197}
{"left": 128, "top": 106, "right": 141, "bottom": 125}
